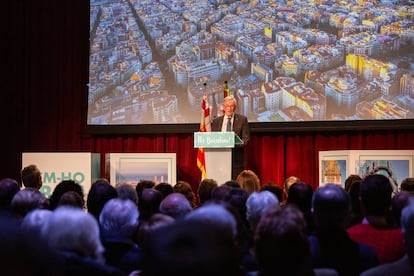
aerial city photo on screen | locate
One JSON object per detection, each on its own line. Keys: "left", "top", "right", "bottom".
{"left": 88, "top": 0, "right": 414, "bottom": 125}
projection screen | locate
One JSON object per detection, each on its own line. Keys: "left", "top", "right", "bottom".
{"left": 88, "top": 0, "right": 414, "bottom": 133}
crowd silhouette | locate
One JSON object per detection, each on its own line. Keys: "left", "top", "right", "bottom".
{"left": 1, "top": 164, "right": 414, "bottom": 275}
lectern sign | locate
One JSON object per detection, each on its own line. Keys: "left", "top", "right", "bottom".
{"left": 194, "top": 132, "right": 240, "bottom": 148}
{"left": 193, "top": 131, "right": 242, "bottom": 185}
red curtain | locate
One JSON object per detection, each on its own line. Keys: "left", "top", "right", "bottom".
{"left": 73, "top": 130, "right": 414, "bottom": 191}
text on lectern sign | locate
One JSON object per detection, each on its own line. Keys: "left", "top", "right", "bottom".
{"left": 194, "top": 132, "right": 235, "bottom": 148}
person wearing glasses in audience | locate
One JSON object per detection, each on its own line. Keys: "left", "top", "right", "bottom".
{"left": 211, "top": 95, "right": 250, "bottom": 180}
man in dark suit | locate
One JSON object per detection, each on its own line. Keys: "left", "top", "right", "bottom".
{"left": 211, "top": 95, "right": 250, "bottom": 180}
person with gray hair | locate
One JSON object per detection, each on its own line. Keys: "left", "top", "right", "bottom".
{"left": 211, "top": 94, "right": 250, "bottom": 180}
{"left": 246, "top": 190, "right": 279, "bottom": 233}
{"left": 159, "top": 192, "right": 192, "bottom": 219}
{"left": 245, "top": 190, "right": 281, "bottom": 273}
{"left": 115, "top": 183, "right": 138, "bottom": 206}
{"left": 99, "top": 198, "right": 139, "bottom": 240}
{"left": 11, "top": 188, "right": 50, "bottom": 217}
{"left": 361, "top": 198, "right": 414, "bottom": 275}
{"left": 185, "top": 202, "right": 238, "bottom": 238}
{"left": 99, "top": 198, "right": 142, "bottom": 274}
{"left": 44, "top": 206, "right": 124, "bottom": 275}
{"left": 21, "top": 209, "right": 53, "bottom": 238}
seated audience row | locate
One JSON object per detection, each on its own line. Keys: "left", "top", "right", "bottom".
{"left": 1, "top": 166, "right": 414, "bottom": 276}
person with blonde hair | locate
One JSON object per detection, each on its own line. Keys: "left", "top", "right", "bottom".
{"left": 236, "top": 169, "right": 260, "bottom": 195}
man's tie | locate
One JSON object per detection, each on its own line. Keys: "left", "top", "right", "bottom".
{"left": 226, "top": 116, "right": 232, "bottom": 132}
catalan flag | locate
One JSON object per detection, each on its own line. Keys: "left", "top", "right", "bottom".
{"left": 197, "top": 94, "right": 211, "bottom": 180}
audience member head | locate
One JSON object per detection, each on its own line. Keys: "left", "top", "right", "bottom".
{"left": 136, "top": 213, "right": 175, "bottom": 247}
{"left": 11, "top": 188, "right": 49, "bottom": 217}
{"left": 136, "top": 180, "right": 155, "bottom": 202}
{"left": 210, "top": 184, "right": 232, "bottom": 201}
{"left": 116, "top": 183, "right": 138, "bottom": 206}
{"left": 400, "top": 199, "right": 414, "bottom": 260}
{"left": 57, "top": 191, "right": 84, "bottom": 209}
{"left": 212, "top": 200, "right": 251, "bottom": 256}
{"left": 389, "top": 191, "right": 414, "bottom": 227}
{"left": 0, "top": 178, "right": 21, "bottom": 211}
{"left": 286, "top": 181, "right": 314, "bottom": 234}
{"left": 312, "top": 184, "right": 350, "bottom": 230}
{"left": 154, "top": 182, "right": 174, "bottom": 200}
{"left": 400, "top": 177, "right": 414, "bottom": 195}
{"left": 21, "top": 208, "right": 53, "bottom": 238}
{"left": 0, "top": 207, "right": 57, "bottom": 275}
{"left": 344, "top": 174, "right": 362, "bottom": 192}
{"left": 360, "top": 174, "right": 393, "bottom": 217}
{"left": 198, "top": 178, "right": 218, "bottom": 205}
{"left": 246, "top": 190, "right": 279, "bottom": 232}
{"left": 261, "top": 182, "right": 283, "bottom": 202}
{"left": 159, "top": 192, "right": 192, "bottom": 220}
{"left": 347, "top": 178, "right": 363, "bottom": 227}
{"left": 49, "top": 179, "right": 84, "bottom": 210}
{"left": 223, "top": 187, "right": 249, "bottom": 227}
{"left": 186, "top": 203, "right": 238, "bottom": 238}
{"left": 142, "top": 219, "right": 243, "bottom": 276}
{"left": 236, "top": 170, "right": 260, "bottom": 195}
{"left": 138, "top": 188, "right": 162, "bottom": 221}
{"left": 44, "top": 206, "right": 105, "bottom": 262}
{"left": 21, "top": 164, "right": 42, "bottom": 190}
{"left": 283, "top": 175, "right": 300, "bottom": 196}
{"left": 99, "top": 198, "right": 139, "bottom": 240}
{"left": 86, "top": 178, "right": 117, "bottom": 220}
{"left": 174, "top": 180, "right": 196, "bottom": 208}
{"left": 254, "top": 205, "right": 311, "bottom": 275}
{"left": 286, "top": 181, "right": 313, "bottom": 213}
{"left": 223, "top": 180, "right": 241, "bottom": 188}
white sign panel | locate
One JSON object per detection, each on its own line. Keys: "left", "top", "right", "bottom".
{"left": 22, "top": 152, "right": 100, "bottom": 199}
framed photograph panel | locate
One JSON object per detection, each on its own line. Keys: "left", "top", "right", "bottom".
{"left": 106, "top": 153, "right": 177, "bottom": 186}
{"left": 319, "top": 150, "right": 350, "bottom": 187}
{"left": 319, "top": 150, "right": 414, "bottom": 189}
{"left": 355, "top": 150, "right": 413, "bottom": 193}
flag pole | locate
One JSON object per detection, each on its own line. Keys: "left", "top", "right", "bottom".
{"left": 197, "top": 82, "right": 210, "bottom": 180}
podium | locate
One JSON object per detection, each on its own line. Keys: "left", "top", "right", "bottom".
{"left": 194, "top": 131, "right": 243, "bottom": 185}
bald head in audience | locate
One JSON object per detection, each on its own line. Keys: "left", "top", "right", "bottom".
{"left": 139, "top": 188, "right": 162, "bottom": 221}
{"left": 159, "top": 192, "right": 192, "bottom": 219}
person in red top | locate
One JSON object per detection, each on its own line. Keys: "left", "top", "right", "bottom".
{"left": 347, "top": 174, "right": 405, "bottom": 263}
